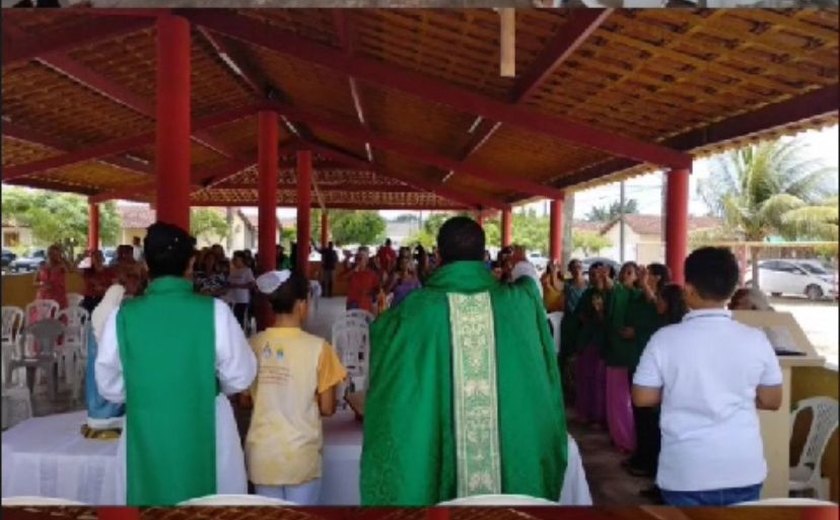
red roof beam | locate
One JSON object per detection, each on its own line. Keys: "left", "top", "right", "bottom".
{"left": 3, "top": 16, "right": 154, "bottom": 66}
{"left": 186, "top": 10, "right": 691, "bottom": 169}
{"left": 216, "top": 182, "right": 420, "bottom": 193}
{"left": 192, "top": 201, "right": 468, "bottom": 211}
{"left": 267, "top": 102, "right": 567, "bottom": 201}
{"left": 2, "top": 122, "right": 152, "bottom": 175}
{"left": 3, "top": 104, "right": 260, "bottom": 182}
{"left": 37, "top": 53, "right": 238, "bottom": 159}
{"left": 510, "top": 9, "right": 613, "bottom": 104}
{"left": 304, "top": 140, "right": 508, "bottom": 211}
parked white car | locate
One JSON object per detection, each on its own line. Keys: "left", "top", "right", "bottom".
{"left": 745, "top": 259, "right": 837, "bottom": 301}
{"left": 527, "top": 252, "right": 549, "bottom": 272}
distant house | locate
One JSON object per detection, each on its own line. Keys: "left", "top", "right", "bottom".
{"left": 117, "top": 205, "right": 279, "bottom": 251}
{"left": 597, "top": 214, "right": 723, "bottom": 264}
{"left": 1, "top": 217, "right": 34, "bottom": 251}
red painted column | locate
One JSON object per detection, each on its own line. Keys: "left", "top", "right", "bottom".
{"left": 88, "top": 202, "right": 100, "bottom": 251}
{"left": 257, "top": 110, "right": 278, "bottom": 330}
{"left": 321, "top": 210, "right": 329, "bottom": 248}
{"left": 155, "top": 15, "right": 191, "bottom": 231}
{"left": 501, "top": 208, "right": 513, "bottom": 247}
{"left": 550, "top": 194, "right": 565, "bottom": 262}
{"left": 297, "top": 150, "right": 313, "bottom": 277}
{"left": 665, "top": 167, "right": 690, "bottom": 284}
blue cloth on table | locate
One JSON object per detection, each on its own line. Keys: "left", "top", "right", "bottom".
{"left": 86, "top": 327, "right": 125, "bottom": 420}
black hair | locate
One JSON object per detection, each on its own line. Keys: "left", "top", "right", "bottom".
{"left": 647, "top": 263, "right": 671, "bottom": 293}
{"left": 659, "top": 283, "right": 688, "bottom": 324}
{"left": 233, "top": 250, "right": 247, "bottom": 262}
{"left": 619, "top": 261, "right": 639, "bottom": 282}
{"left": 143, "top": 222, "right": 196, "bottom": 279}
{"left": 685, "top": 247, "right": 740, "bottom": 301}
{"left": 266, "top": 270, "right": 310, "bottom": 315}
{"left": 437, "top": 216, "right": 485, "bottom": 265}
{"left": 588, "top": 261, "right": 603, "bottom": 277}
{"left": 568, "top": 258, "right": 582, "bottom": 271}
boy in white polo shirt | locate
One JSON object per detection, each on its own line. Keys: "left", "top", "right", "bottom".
{"left": 632, "top": 247, "right": 783, "bottom": 506}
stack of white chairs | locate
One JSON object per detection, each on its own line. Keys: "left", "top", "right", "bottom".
{"left": 23, "top": 299, "right": 59, "bottom": 360}
{"left": 332, "top": 314, "right": 371, "bottom": 407}
{"left": 57, "top": 306, "right": 90, "bottom": 403}
{"left": 345, "top": 309, "right": 374, "bottom": 325}
{"left": 2, "top": 306, "right": 31, "bottom": 430}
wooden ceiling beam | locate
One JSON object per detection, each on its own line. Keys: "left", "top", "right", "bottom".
{"left": 510, "top": 9, "right": 613, "bottom": 104}
{"left": 192, "top": 201, "right": 468, "bottom": 211}
{"left": 2, "top": 122, "right": 152, "bottom": 175}
{"left": 266, "top": 101, "right": 566, "bottom": 201}
{"left": 553, "top": 84, "right": 839, "bottom": 190}
{"left": 36, "top": 52, "right": 238, "bottom": 159}
{"left": 302, "top": 139, "right": 508, "bottom": 211}
{"left": 185, "top": 10, "right": 691, "bottom": 169}
{"left": 333, "top": 11, "right": 373, "bottom": 163}
{"left": 2, "top": 16, "right": 154, "bottom": 66}
{"left": 3, "top": 104, "right": 261, "bottom": 182}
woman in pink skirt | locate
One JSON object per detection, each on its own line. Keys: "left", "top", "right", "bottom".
{"left": 573, "top": 262, "right": 612, "bottom": 426}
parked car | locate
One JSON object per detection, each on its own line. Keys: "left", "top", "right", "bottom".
{"left": 1, "top": 249, "right": 16, "bottom": 268}
{"left": 102, "top": 247, "right": 117, "bottom": 266}
{"left": 8, "top": 248, "right": 47, "bottom": 273}
{"left": 745, "top": 259, "right": 837, "bottom": 301}
{"left": 581, "top": 257, "right": 621, "bottom": 278}
{"left": 527, "top": 252, "right": 549, "bottom": 272}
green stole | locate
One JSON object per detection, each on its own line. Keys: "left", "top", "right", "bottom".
{"left": 604, "top": 284, "right": 641, "bottom": 368}
{"left": 116, "top": 277, "right": 217, "bottom": 506}
{"left": 361, "top": 261, "right": 567, "bottom": 505}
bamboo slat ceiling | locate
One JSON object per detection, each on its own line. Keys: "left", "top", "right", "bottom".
{"left": 1, "top": 8, "right": 838, "bottom": 210}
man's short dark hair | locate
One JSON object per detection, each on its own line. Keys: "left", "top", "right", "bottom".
{"left": 267, "top": 270, "right": 310, "bottom": 314}
{"left": 437, "top": 216, "right": 485, "bottom": 265}
{"left": 685, "top": 247, "right": 740, "bottom": 301}
{"left": 143, "top": 222, "right": 196, "bottom": 279}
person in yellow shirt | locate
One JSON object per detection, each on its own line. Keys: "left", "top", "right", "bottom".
{"left": 245, "top": 270, "right": 347, "bottom": 504}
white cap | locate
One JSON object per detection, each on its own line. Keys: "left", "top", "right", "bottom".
{"left": 255, "top": 270, "right": 291, "bottom": 294}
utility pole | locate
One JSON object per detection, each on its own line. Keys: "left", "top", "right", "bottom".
{"left": 619, "top": 181, "right": 626, "bottom": 264}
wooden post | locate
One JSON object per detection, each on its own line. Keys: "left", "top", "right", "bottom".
{"left": 499, "top": 8, "right": 516, "bottom": 78}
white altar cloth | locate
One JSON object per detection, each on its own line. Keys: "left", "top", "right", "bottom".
{"left": 2, "top": 411, "right": 592, "bottom": 506}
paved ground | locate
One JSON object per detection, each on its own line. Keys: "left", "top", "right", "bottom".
{"left": 771, "top": 297, "right": 839, "bottom": 366}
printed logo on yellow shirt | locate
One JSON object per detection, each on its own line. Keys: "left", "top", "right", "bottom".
{"left": 276, "top": 348, "right": 285, "bottom": 361}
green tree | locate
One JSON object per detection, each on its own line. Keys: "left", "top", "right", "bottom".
{"left": 190, "top": 208, "right": 230, "bottom": 244}
{"left": 330, "top": 210, "right": 386, "bottom": 246}
{"left": 573, "top": 231, "right": 612, "bottom": 256}
{"left": 697, "top": 139, "right": 838, "bottom": 287}
{"left": 1, "top": 188, "right": 120, "bottom": 254}
{"left": 586, "top": 198, "right": 639, "bottom": 222}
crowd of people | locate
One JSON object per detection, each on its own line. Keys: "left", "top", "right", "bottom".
{"left": 25, "top": 216, "right": 783, "bottom": 507}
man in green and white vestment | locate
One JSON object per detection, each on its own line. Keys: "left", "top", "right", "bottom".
{"left": 360, "top": 217, "right": 568, "bottom": 505}
{"left": 96, "top": 222, "right": 257, "bottom": 506}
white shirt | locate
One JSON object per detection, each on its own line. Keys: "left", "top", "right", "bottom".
{"left": 95, "top": 299, "right": 257, "bottom": 502}
{"left": 226, "top": 267, "right": 255, "bottom": 304}
{"left": 633, "top": 309, "right": 783, "bottom": 492}
{"left": 511, "top": 261, "right": 544, "bottom": 298}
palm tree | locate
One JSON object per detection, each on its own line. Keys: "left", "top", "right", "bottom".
{"left": 697, "top": 138, "right": 838, "bottom": 288}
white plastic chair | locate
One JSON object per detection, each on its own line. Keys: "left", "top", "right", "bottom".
{"left": 11, "top": 319, "right": 64, "bottom": 403}
{"left": 345, "top": 309, "right": 374, "bottom": 325}
{"left": 1, "top": 496, "right": 87, "bottom": 505}
{"left": 179, "top": 494, "right": 297, "bottom": 506}
{"left": 547, "top": 311, "right": 563, "bottom": 356}
{"left": 57, "top": 306, "right": 89, "bottom": 393}
{"left": 66, "top": 292, "right": 84, "bottom": 309}
{"left": 437, "top": 494, "right": 559, "bottom": 506}
{"left": 735, "top": 498, "right": 836, "bottom": 506}
{"left": 2, "top": 306, "right": 24, "bottom": 386}
{"left": 789, "top": 396, "right": 839, "bottom": 500}
{"left": 24, "top": 298, "right": 59, "bottom": 326}
{"left": 332, "top": 318, "right": 370, "bottom": 404}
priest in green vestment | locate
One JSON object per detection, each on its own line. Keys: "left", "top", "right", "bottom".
{"left": 96, "top": 222, "right": 257, "bottom": 506}
{"left": 360, "top": 216, "right": 568, "bottom": 506}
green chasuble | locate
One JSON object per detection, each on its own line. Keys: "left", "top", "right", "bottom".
{"left": 116, "top": 277, "right": 217, "bottom": 506}
{"left": 360, "top": 261, "right": 567, "bottom": 506}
